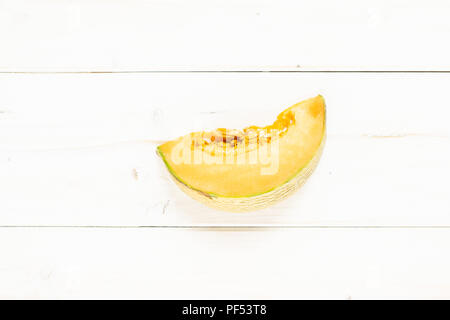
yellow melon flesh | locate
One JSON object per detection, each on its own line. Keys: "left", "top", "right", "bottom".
{"left": 157, "top": 95, "right": 326, "bottom": 212}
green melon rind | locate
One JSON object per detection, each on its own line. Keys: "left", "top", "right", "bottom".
{"left": 158, "top": 133, "right": 325, "bottom": 212}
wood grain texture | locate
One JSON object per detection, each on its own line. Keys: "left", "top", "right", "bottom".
{"left": 0, "top": 73, "right": 449, "bottom": 226}
{"left": 1, "top": 0, "right": 450, "bottom": 71}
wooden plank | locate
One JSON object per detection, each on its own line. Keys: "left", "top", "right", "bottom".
{"left": 0, "top": 73, "right": 449, "bottom": 226}
{"left": 1, "top": 0, "right": 450, "bottom": 71}
{"left": 1, "top": 72, "right": 449, "bottom": 148}
{"left": 0, "top": 228, "right": 449, "bottom": 299}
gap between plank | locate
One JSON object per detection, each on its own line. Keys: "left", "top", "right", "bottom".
{"left": 2, "top": 70, "right": 450, "bottom": 74}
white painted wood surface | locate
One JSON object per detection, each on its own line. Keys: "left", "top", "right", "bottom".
{"left": 1, "top": 0, "right": 450, "bottom": 299}
{"left": 1, "top": 228, "right": 450, "bottom": 299}
{"left": 1, "top": 0, "right": 450, "bottom": 71}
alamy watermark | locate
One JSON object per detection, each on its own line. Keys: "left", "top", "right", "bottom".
{"left": 171, "top": 128, "right": 280, "bottom": 175}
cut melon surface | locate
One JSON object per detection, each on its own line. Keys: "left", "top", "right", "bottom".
{"left": 157, "top": 95, "right": 326, "bottom": 212}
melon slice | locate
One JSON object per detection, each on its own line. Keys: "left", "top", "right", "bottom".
{"left": 157, "top": 95, "right": 326, "bottom": 212}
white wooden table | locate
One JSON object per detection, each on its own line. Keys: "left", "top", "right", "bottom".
{"left": 1, "top": 0, "right": 450, "bottom": 299}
